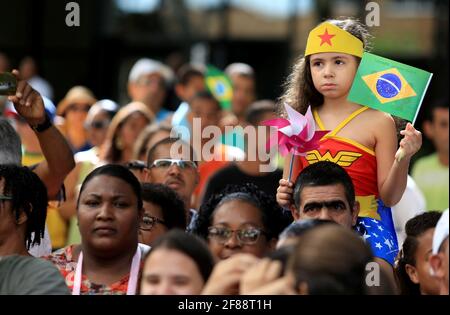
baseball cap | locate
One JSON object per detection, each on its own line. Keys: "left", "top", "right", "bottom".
{"left": 224, "top": 62, "right": 255, "bottom": 77}
{"left": 128, "top": 58, "right": 174, "bottom": 85}
{"left": 432, "top": 209, "right": 449, "bottom": 255}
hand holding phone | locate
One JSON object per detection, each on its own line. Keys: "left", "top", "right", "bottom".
{"left": 0, "top": 72, "right": 17, "bottom": 96}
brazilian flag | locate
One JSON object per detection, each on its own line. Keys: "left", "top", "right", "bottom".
{"left": 205, "top": 65, "right": 233, "bottom": 110}
{"left": 348, "top": 52, "right": 433, "bottom": 123}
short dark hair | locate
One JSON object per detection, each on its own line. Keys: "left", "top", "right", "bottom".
{"left": 288, "top": 224, "right": 373, "bottom": 295}
{"left": 77, "top": 164, "right": 143, "bottom": 211}
{"left": 293, "top": 161, "right": 355, "bottom": 210}
{"left": 394, "top": 211, "right": 442, "bottom": 295}
{"left": 145, "top": 229, "right": 215, "bottom": 282}
{"left": 245, "top": 100, "right": 276, "bottom": 126}
{"left": 189, "top": 90, "right": 220, "bottom": 110}
{"left": 192, "top": 183, "right": 293, "bottom": 241}
{"left": 176, "top": 64, "right": 204, "bottom": 86}
{"left": 279, "top": 219, "right": 336, "bottom": 240}
{"left": 0, "top": 165, "right": 48, "bottom": 249}
{"left": 146, "top": 137, "right": 197, "bottom": 168}
{"left": 141, "top": 183, "right": 186, "bottom": 230}
{"left": 426, "top": 97, "right": 449, "bottom": 122}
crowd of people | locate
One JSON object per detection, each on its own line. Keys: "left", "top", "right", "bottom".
{"left": 0, "top": 17, "right": 448, "bottom": 296}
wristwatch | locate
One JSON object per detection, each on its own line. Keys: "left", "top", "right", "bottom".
{"left": 30, "top": 113, "right": 53, "bottom": 133}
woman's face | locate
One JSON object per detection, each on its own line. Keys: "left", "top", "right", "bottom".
{"left": 77, "top": 175, "right": 141, "bottom": 254}
{"left": 118, "top": 113, "right": 149, "bottom": 150}
{"left": 408, "top": 228, "right": 441, "bottom": 295}
{"left": 208, "top": 199, "right": 273, "bottom": 260}
{"left": 140, "top": 248, "right": 205, "bottom": 295}
{"left": 65, "top": 102, "right": 91, "bottom": 129}
{"left": 309, "top": 52, "right": 358, "bottom": 100}
{"left": 87, "top": 111, "right": 110, "bottom": 147}
{"left": 138, "top": 201, "right": 168, "bottom": 246}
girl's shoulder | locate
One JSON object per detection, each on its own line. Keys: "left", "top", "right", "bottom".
{"left": 359, "top": 107, "right": 396, "bottom": 127}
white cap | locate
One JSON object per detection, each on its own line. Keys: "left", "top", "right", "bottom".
{"left": 224, "top": 62, "right": 255, "bottom": 77}
{"left": 128, "top": 58, "right": 174, "bottom": 85}
{"left": 432, "top": 209, "right": 449, "bottom": 255}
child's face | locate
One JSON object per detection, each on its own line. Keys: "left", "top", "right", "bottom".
{"left": 309, "top": 52, "right": 359, "bottom": 100}
{"left": 407, "top": 228, "right": 441, "bottom": 295}
{"left": 190, "top": 98, "right": 221, "bottom": 131}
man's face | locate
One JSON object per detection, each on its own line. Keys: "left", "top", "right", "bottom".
{"left": 295, "top": 184, "right": 359, "bottom": 228}
{"left": 230, "top": 74, "right": 255, "bottom": 117}
{"left": 426, "top": 108, "right": 449, "bottom": 155}
{"left": 145, "top": 143, "right": 199, "bottom": 207}
{"left": 128, "top": 73, "right": 166, "bottom": 111}
{"left": 176, "top": 76, "right": 205, "bottom": 102}
{"left": 190, "top": 98, "right": 221, "bottom": 134}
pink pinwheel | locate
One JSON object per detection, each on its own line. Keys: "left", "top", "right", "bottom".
{"left": 262, "top": 103, "right": 328, "bottom": 156}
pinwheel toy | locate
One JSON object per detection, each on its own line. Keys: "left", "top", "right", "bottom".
{"left": 262, "top": 103, "right": 328, "bottom": 181}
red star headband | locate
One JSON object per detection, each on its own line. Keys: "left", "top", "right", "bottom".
{"left": 305, "top": 22, "right": 364, "bottom": 57}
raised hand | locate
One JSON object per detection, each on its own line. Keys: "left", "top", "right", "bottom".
{"left": 7, "top": 69, "right": 46, "bottom": 126}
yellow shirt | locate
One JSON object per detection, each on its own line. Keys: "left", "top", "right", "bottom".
{"left": 22, "top": 148, "right": 68, "bottom": 249}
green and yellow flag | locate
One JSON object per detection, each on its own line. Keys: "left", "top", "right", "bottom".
{"left": 205, "top": 65, "right": 233, "bottom": 110}
{"left": 348, "top": 52, "right": 433, "bottom": 123}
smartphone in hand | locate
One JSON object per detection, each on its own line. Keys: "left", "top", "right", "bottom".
{"left": 0, "top": 72, "right": 17, "bottom": 96}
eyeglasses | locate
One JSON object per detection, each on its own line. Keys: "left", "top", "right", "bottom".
{"left": 125, "top": 160, "right": 146, "bottom": 171}
{"left": 207, "top": 226, "right": 267, "bottom": 245}
{"left": 140, "top": 214, "right": 166, "bottom": 231}
{"left": 149, "top": 159, "right": 197, "bottom": 170}
{"left": 67, "top": 103, "right": 91, "bottom": 113}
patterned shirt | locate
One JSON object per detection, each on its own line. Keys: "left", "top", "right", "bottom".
{"left": 43, "top": 245, "right": 143, "bottom": 295}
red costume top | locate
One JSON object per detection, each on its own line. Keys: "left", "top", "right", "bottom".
{"left": 297, "top": 106, "right": 381, "bottom": 220}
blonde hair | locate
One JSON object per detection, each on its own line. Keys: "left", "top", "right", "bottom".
{"left": 279, "top": 17, "right": 373, "bottom": 116}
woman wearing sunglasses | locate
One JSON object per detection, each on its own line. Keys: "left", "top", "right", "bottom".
{"left": 55, "top": 86, "right": 97, "bottom": 153}
{"left": 192, "top": 183, "right": 292, "bottom": 260}
{"left": 138, "top": 183, "right": 186, "bottom": 246}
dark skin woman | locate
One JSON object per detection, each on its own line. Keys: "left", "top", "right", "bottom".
{"left": 45, "top": 164, "right": 144, "bottom": 295}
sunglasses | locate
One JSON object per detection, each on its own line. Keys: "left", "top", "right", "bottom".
{"left": 139, "top": 214, "right": 166, "bottom": 231}
{"left": 87, "top": 120, "right": 110, "bottom": 130}
{"left": 149, "top": 159, "right": 197, "bottom": 170}
{"left": 207, "top": 226, "right": 267, "bottom": 245}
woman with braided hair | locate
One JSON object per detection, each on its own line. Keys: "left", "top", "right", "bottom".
{"left": 0, "top": 164, "right": 48, "bottom": 256}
